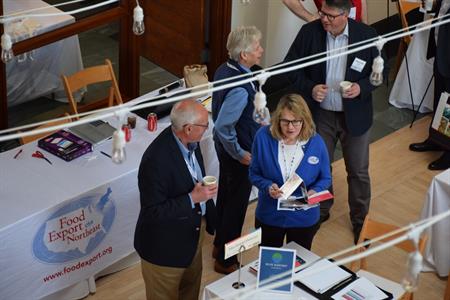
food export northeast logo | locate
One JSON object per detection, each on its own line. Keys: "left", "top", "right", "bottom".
{"left": 32, "top": 187, "right": 116, "bottom": 263}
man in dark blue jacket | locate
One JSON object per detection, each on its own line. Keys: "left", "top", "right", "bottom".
{"left": 212, "top": 26, "right": 263, "bottom": 274}
{"left": 284, "top": 0, "right": 384, "bottom": 243}
{"left": 134, "top": 100, "right": 217, "bottom": 300}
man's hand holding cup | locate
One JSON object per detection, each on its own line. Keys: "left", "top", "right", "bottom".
{"left": 191, "top": 176, "right": 218, "bottom": 203}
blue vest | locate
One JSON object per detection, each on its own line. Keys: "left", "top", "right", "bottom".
{"left": 212, "top": 59, "right": 259, "bottom": 153}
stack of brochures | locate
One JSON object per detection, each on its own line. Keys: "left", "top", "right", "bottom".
{"left": 331, "top": 277, "right": 391, "bottom": 300}
{"left": 296, "top": 259, "right": 352, "bottom": 294}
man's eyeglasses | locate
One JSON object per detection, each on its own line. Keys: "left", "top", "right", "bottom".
{"left": 318, "top": 10, "right": 345, "bottom": 21}
{"left": 280, "top": 119, "right": 303, "bottom": 127}
{"left": 185, "top": 123, "right": 209, "bottom": 129}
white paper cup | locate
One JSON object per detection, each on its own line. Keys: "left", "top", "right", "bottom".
{"left": 340, "top": 81, "right": 352, "bottom": 95}
{"left": 202, "top": 175, "right": 217, "bottom": 186}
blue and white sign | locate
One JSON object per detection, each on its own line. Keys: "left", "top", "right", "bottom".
{"left": 257, "top": 246, "right": 296, "bottom": 293}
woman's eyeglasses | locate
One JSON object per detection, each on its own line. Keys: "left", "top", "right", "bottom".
{"left": 318, "top": 10, "right": 345, "bottom": 21}
{"left": 279, "top": 119, "right": 303, "bottom": 127}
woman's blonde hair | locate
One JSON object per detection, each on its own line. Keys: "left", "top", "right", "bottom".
{"left": 270, "top": 94, "right": 316, "bottom": 141}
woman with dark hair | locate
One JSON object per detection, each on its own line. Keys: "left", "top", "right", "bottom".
{"left": 249, "top": 94, "right": 331, "bottom": 249}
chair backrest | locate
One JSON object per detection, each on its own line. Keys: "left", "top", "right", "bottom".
{"left": 350, "top": 216, "right": 427, "bottom": 300}
{"left": 61, "top": 59, "right": 122, "bottom": 119}
{"left": 20, "top": 113, "right": 72, "bottom": 145}
{"left": 397, "top": 0, "right": 421, "bottom": 45}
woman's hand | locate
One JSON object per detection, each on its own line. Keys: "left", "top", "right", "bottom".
{"left": 268, "top": 183, "right": 283, "bottom": 199}
{"left": 307, "top": 189, "right": 317, "bottom": 197}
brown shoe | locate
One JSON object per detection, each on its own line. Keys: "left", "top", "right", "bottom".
{"left": 212, "top": 246, "right": 219, "bottom": 259}
{"left": 214, "top": 261, "right": 238, "bottom": 275}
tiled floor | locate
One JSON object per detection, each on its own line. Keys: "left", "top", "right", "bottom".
{"left": 2, "top": 24, "right": 428, "bottom": 157}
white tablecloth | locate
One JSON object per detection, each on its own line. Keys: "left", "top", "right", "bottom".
{"left": 203, "top": 242, "right": 404, "bottom": 300}
{"left": 421, "top": 169, "right": 450, "bottom": 277}
{"left": 4, "top": 0, "right": 84, "bottom": 106}
{"left": 0, "top": 90, "right": 221, "bottom": 300}
{"left": 389, "top": 23, "right": 434, "bottom": 113}
{"left": 0, "top": 115, "right": 157, "bottom": 299}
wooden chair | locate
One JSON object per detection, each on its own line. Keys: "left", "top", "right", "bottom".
{"left": 61, "top": 59, "right": 122, "bottom": 119}
{"left": 393, "top": 0, "right": 421, "bottom": 77}
{"left": 20, "top": 113, "right": 72, "bottom": 145}
{"left": 350, "top": 216, "right": 427, "bottom": 300}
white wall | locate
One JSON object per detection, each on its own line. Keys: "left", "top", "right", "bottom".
{"left": 367, "top": 0, "right": 399, "bottom": 25}
{"left": 230, "top": 0, "right": 399, "bottom": 67}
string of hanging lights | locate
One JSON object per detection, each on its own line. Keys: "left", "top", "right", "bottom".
{"left": 0, "top": 0, "right": 144, "bottom": 63}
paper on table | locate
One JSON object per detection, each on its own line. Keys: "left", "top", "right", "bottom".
{"left": 297, "top": 259, "right": 352, "bottom": 293}
{"left": 331, "top": 277, "right": 388, "bottom": 300}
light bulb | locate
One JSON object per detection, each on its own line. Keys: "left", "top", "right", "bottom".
{"left": 133, "top": 1, "right": 145, "bottom": 35}
{"left": 402, "top": 251, "right": 423, "bottom": 292}
{"left": 253, "top": 91, "right": 270, "bottom": 125}
{"left": 1, "top": 33, "right": 14, "bottom": 63}
{"left": 111, "top": 129, "right": 127, "bottom": 164}
{"left": 370, "top": 55, "right": 384, "bottom": 86}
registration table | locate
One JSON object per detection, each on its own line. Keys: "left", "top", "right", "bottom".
{"left": 0, "top": 107, "right": 219, "bottom": 299}
{"left": 420, "top": 168, "right": 450, "bottom": 277}
{"left": 203, "top": 242, "right": 404, "bottom": 300}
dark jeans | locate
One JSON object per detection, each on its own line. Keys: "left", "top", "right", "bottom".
{"left": 255, "top": 218, "right": 320, "bottom": 250}
{"left": 214, "top": 147, "right": 252, "bottom": 267}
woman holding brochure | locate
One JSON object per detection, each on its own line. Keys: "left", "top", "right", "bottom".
{"left": 249, "top": 94, "right": 331, "bottom": 250}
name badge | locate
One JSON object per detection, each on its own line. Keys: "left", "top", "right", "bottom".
{"left": 307, "top": 156, "right": 319, "bottom": 165}
{"left": 349, "top": 7, "right": 356, "bottom": 20}
{"left": 351, "top": 57, "right": 366, "bottom": 73}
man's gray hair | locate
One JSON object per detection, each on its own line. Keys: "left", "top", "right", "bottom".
{"left": 170, "top": 99, "right": 201, "bottom": 131}
{"left": 227, "top": 26, "right": 262, "bottom": 61}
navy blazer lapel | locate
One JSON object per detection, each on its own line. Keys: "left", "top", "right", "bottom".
{"left": 319, "top": 28, "right": 327, "bottom": 80}
{"left": 194, "top": 146, "right": 205, "bottom": 178}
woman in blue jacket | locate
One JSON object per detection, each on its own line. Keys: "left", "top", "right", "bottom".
{"left": 249, "top": 94, "right": 331, "bottom": 250}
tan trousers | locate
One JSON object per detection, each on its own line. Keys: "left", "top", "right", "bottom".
{"left": 141, "top": 219, "right": 205, "bottom": 300}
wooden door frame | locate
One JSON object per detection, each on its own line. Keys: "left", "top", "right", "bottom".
{"left": 208, "top": 0, "right": 232, "bottom": 77}
{"left": 0, "top": 0, "right": 140, "bottom": 129}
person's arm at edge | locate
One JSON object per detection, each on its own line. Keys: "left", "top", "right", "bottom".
{"left": 214, "top": 87, "right": 248, "bottom": 162}
{"left": 282, "top": 0, "right": 319, "bottom": 23}
{"left": 361, "top": 0, "right": 368, "bottom": 24}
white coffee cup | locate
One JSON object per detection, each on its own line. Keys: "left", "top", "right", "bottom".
{"left": 340, "top": 81, "right": 352, "bottom": 95}
{"left": 202, "top": 175, "right": 217, "bottom": 186}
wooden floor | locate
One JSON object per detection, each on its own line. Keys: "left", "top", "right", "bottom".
{"left": 85, "top": 116, "right": 447, "bottom": 300}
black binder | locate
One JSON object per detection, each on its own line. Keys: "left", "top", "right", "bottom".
{"left": 294, "top": 262, "right": 393, "bottom": 300}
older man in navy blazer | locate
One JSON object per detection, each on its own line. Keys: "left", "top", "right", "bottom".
{"left": 134, "top": 99, "right": 217, "bottom": 300}
{"left": 285, "top": 0, "right": 384, "bottom": 243}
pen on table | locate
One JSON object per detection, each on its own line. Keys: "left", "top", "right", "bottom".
{"left": 100, "top": 151, "right": 112, "bottom": 158}
{"left": 13, "top": 149, "right": 23, "bottom": 159}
